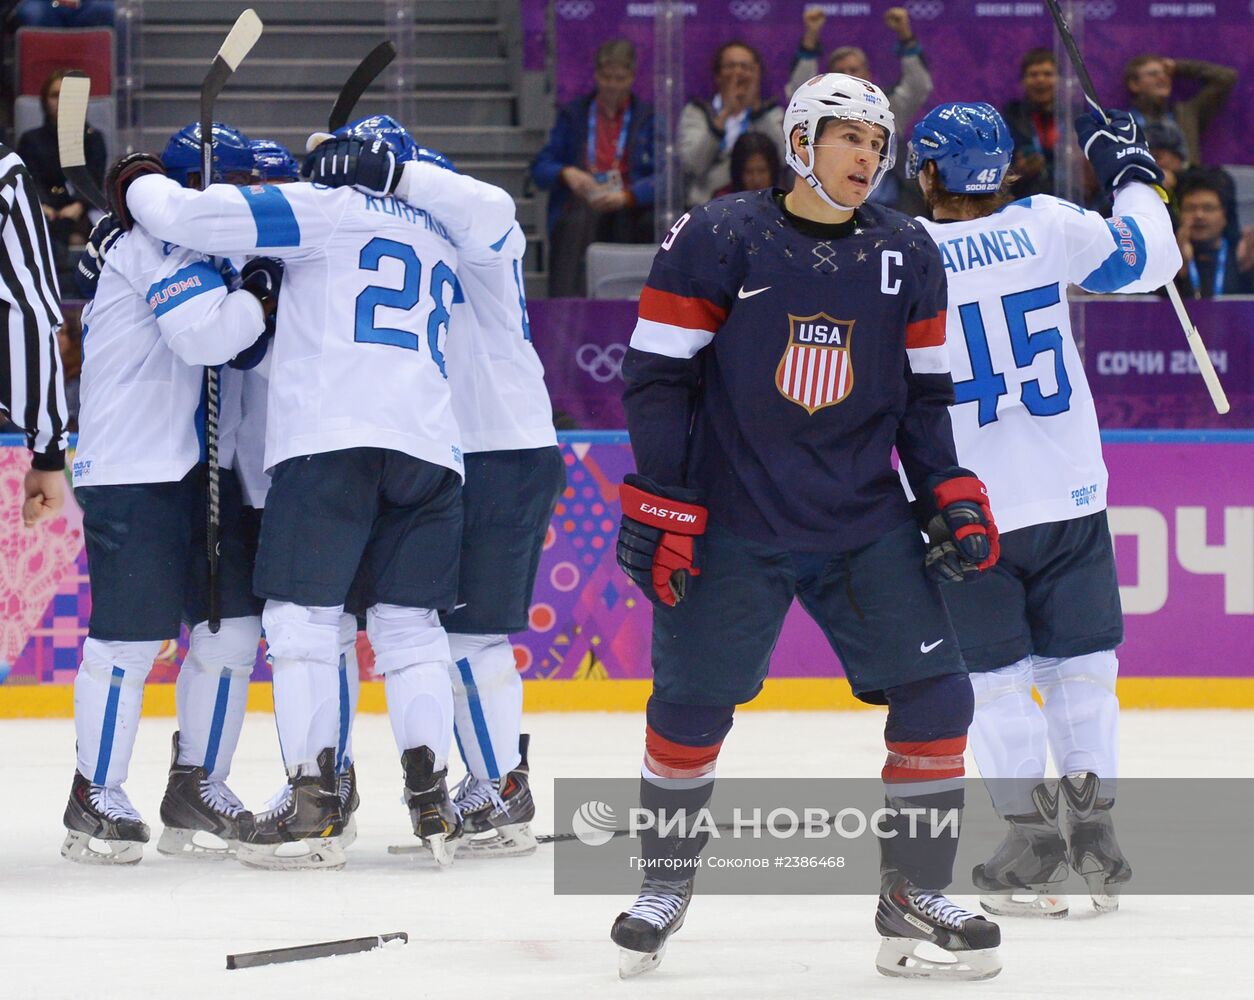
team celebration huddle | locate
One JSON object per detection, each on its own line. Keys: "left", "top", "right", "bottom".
{"left": 4, "top": 5, "right": 1191, "bottom": 989}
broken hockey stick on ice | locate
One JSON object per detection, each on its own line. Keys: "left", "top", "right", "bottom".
{"left": 55, "top": 73, "right": 107, "bottom": 212}
{"left": 199, "top": 7, "right": 263, "bottom": 633}
{"left": 226, "top": 932, "right": 408, "bottom": 970}
{"left": 328, "top": 40, "right": 397, "bottom": 132}
{"left": 1044, "top": 0, "right": 1229, "bottom": 415}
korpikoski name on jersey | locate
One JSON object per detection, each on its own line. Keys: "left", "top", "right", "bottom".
{"left": 623, "top": 189, "right": 959, "bottom": 552}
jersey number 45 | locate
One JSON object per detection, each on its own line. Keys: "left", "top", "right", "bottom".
{"left": 953, "top": 281, "right": 1073, "bottom": 426}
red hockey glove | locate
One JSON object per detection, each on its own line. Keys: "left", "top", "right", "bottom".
{"left": 924, "top": 468, "right": 1000, "bottom": 583}
{"left": 617, "top": 474, "right": 708, "bottom": 607}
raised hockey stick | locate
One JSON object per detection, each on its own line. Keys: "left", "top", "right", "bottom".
{"left": 328, "top": 40, "right": 397, "bottom": 132}
{"left": 54, "top": 72, "right": 107, "bottom": 212}
{"left": 1044, "top": 0, "right": 1230, "bottom": 415}
{"left": 200, "top": 8, "right": 264, "bottom": 633}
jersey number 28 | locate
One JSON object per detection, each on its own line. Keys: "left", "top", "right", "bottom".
{"left": 354, "top": 237, "right": 459, "bottom": 377}
{"left": 952, "top": 281, "right": 1073, "bottom": 426}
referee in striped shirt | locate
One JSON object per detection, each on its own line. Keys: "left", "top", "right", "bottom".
{"left": 0, "top": 141, "right": 69, "bottom": 527}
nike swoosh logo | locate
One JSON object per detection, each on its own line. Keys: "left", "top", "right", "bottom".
{"left": 737, "top": 285, "right": 770, "bottom": 299}
{"left": 919, "top": 639, "right": 944, "bottom": 653}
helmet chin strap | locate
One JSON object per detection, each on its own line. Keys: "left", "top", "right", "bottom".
{"left": 797, "top": 145, "right": 860, "bottom": 213}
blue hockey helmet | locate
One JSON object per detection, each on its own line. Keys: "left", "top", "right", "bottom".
{"left": 249, "top": 138, "right": 300, "bottom": 182}
{"left": 162, "top": 122, "right": 254, "bottom": 187}
{"left": 411, "top": 144, "right": 457, "bottom": 173}
{"left": 337, "top": 114, "right": 420, "bottom": 162}
{"left": 906, "top": 103, "right": 1012, "bottom": 195}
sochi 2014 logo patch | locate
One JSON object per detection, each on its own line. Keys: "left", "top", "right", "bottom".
{"left": 775, "top": 313, "right": 855, "bottom": 414}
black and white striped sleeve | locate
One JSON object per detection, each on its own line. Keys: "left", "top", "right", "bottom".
{"left": 0, "top": 144, "right": 67, "bottom": 470}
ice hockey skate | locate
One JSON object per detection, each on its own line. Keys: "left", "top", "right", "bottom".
{"left": 236, "top": 748, "right": 346, "bottom": 871}
{"left": 610, "top": 875, "right": 693, "bottom": 979}
{"left": 338, "top": 762, "right": 360, "bottom": 849}
{"left": 972, "top": 783, "right": 1070, "bottom": 918}
{"left": 61, "top": 770, "right": 151, "bottom": 865}
{"left": 156, "top": 731, "right": 254, "bottom": 858}
{"left": 875, "top": 875, "right": 1002, "bottom": 980}
{"left": 454, "top": 734, "right": 537, "bottom": 858}
{"left": 1061, "top": 772, "right": 1131, "bottom": 913}
{"left": 402, "top": 745, "right": 462, "bottom": 867}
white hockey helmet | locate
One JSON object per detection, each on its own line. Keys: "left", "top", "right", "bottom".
{"left": 784, "top": 73, "right": 897, "bottom": 211}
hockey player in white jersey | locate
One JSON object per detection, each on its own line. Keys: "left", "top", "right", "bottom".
{"left": 63, "top": 125, "right": 280, "bottom": 864}
{"left": 904, "top": 102, "right": 1181, "bottom": 915}
{"left": 306, "top": 128, "right": 564, "bottom": 857}
{"left": 121, "top": 117, "right": 516, "bottom": 869}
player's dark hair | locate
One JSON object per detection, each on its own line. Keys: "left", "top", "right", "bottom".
{"left": 730, "top": 132, "right": 781, "bottom": 191}
{"left": 1018, "top": 48, "right": 1056, "bottom": 78}
{"left": 921, "top": 160, "right": 1019, "bottom": 219}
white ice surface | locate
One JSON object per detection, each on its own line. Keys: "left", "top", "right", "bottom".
{"left": 1, "top": 710, "right": 1249, "bottom": 1000}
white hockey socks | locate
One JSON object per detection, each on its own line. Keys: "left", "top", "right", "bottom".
{"left": 337, "top": 613, "right": 360, "bottom": 774}
{"left": 969, "top": 657, "right": 1049, "bottom": 817}
{"left": 74, "top": 637, "right": 162, "bottom": 787}
{"left": 448, "top": 633, "right": 523, "bottom": 781}
{"left": 368, "top": 604, "right": 453, "bottom": 768}
{"left": 263, "top": 601, "right": 344, "bottom": 775}
{"left": 1033, "top": 650, "right": 1120, "bottom": 790}
{"left": 176, "top": 616, "right": 261, "bottom": 780}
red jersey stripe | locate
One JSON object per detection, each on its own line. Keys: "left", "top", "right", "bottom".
{"left": 906, "top": 311, "right": 947, "bottom": 349}
{"left": 639, "top": 286, "right": 729, "bottom": 333}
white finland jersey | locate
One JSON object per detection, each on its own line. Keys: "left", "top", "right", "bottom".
{"left": 912, "top": 182, "right": 1180, "bottom": 533}
{"left": 447, "top": 221, "right": 556, "bottom": 454}
{"left": 126, "top": 163, "right": 517, "bottom": 476}
{"left": 73, "top": 226, "right": 265, "bottom": 488}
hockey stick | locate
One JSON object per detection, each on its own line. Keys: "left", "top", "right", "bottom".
{"left": 226, "top": 932, "right": 407, "bottom": 970}
{"left": 54, "top": 72, "right": 107, "bottom": 212}
{"left": 328, "top": 40, "right": 397, "bottom": 132}
{"left": 1044, "top": 0, "right": 1230, "bottom": 415}
{"left": 200, "top": 8, "right": 264, "bottom": 634}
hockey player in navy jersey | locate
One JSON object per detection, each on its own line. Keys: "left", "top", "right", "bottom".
{"left": 304, "top": 125, "right": 565, "bottom": 858}
{"left": 62, "top": 124, "right": 279, "bottom": 864}
{"left": 120, "top": 114, "right": 517, "bottom": 870}
{"left": 612, "top": 74, "right": 1003, "bottom": 981}
{"left": 904, "top": 102, "right": 1181, "bottom": 917}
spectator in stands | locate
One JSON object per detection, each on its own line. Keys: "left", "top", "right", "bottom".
{"left": 716, "top": 132, "right": 782, "bottom": 197}
{"left": 786, "top": 6, "right": 931, "bottom": 211}
{"left": 1123, "top": 54, "right": 1236, "bottom": 168}
{"left": 679, "top": 41, "right": 784, "bottom": 208}
{"left": 531, "top": 38, "right": 655, "bottom": 298}
{"left": 1174, "top": 171, "right": 1254, "bottom": 298}
{"left": 18, "top": 68, "right": 106, "bottom": 289}
{"left": 1002, "top": 48, "right": 1059, "bottom": 200}
{"left": 15, "top": 0, "right": 114, "bottom": 26}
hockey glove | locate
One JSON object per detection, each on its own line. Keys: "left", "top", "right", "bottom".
{"left": 74, "top": 213, "right": 123, "bottom": 297}
{"left": 1075, "top": 109, "right": 1164, "bottom": 194}
{"left": 104, "top": 152, "right": 166, "bottom": 231}
{"left": 240, "top": 257, "right": 283, "bottom": 337}
{"left": 617, "top": 474, "right": 708, "bottom": 608}
{"left": 924, "top": 468, "right": 1000, "bottom": 584}
{"left": 301, "top": 137, "right": 400, "bottom": 196}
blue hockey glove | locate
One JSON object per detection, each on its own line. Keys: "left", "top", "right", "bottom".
{"left": 301, "top": 137, "right": 400, "bottom": 195}
{"left": 74, "top": 213, "right": 123, "bottom": 297}
{"left": 923, "top": 468, "right": 1000, "bottom": 584}
{"left": 240, "top": 257, "right": 283, "bottom": 338}
{"left": 1075, "top": 109, "right": 1164, "bottom": 194}
{"left": 617, "top": 474, "right": 708, "bottom": 607}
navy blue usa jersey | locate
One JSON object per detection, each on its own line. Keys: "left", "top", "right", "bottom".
{"left": 623, "top": 189, "right": 957, "bottom": 552}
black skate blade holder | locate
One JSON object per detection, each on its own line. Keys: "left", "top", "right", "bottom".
{"left": 226, "top": 932, "right": 408, "bottom": 969}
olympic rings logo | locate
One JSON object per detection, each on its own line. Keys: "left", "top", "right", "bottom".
{"left": 555, "top": 0, "right": 595, "bottom": 20}
{"left": 1084, "top": 0, "right": 1116, "bottom": 18}
{"left": 729, "top": 0, "right": 771, "bottom": 20}
{"left": 904, "top": 0, "right": 944, "bottom": 19}
{"left": 576, "top": 343, "right": 627, "bottom": 383}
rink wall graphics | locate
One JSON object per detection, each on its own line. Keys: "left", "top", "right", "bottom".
{"left": 2, "top": 432, "right": 1253, "bottom": 715}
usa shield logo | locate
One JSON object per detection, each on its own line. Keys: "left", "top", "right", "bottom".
{"left": 775, "top": 313, "right": 855, "bottom": 414}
